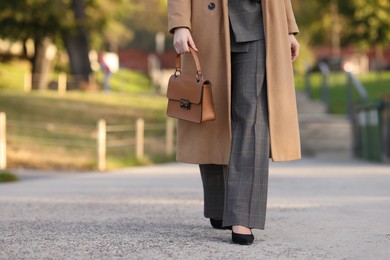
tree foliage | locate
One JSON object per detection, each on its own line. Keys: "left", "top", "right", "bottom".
{"left": 120, "top": 0, "right": 168, "bottom": 50}
{"left": 293, "top": 0, "right": 390, "bottom": 50}
{"left": 0, "top": 1, "right": 64, "bottom": 43}
{"left": 347, "top": 0, "right": 390, "bottom": 49}
{"left": 0, "top": 0, "right": 168, "bottom": 82}
{"left": 0, "top": 0, "right": 168, "bottom": 52}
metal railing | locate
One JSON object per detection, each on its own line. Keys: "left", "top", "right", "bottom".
{"left": 352, "top": 96, "right": 390, "bottom": 163}
{"left": 304, "top": 62, "right": 331, "bottom": 112}
{"left": 381, "top": 94, "right": 390, "bottom": 163}
{"left": 304, "top": 62, "right": 369, "bottom": 117}
{"left": 346, "top": 71, "right": 369, "bottom": 119}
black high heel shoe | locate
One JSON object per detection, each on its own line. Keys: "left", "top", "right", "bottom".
{"left": 209, "top": 218, "right": 232, "bottom": 230}
{"left": 231, "top": 230, "right": 254, "bottom": 245}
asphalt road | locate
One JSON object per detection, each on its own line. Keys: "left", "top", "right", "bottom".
{"left": 0, "top": 157, "right": 389, "bottom": 259}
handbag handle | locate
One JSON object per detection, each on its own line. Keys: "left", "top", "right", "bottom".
{"left": 175, "top": 47, "right": 203, "bottom": 81}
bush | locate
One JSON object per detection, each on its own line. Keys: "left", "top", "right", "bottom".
{"left": 0, "top": 171, "right": 19, "bottom": 183}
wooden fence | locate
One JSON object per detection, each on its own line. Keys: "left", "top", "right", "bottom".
{"left": 0, "top": 112, "right": 176, "bottom": 171}
{"left": 0, "top": 112, "right": 6, "bottom": 169}
{"left": 23, "top": 72, "right": 87, "bottom": 93}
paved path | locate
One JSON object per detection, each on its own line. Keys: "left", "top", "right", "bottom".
{"left": 0, "top": 157, "right": 389, "bottom": 259}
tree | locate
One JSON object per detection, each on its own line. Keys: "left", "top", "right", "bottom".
{"left": 293, "top": 0, "right": 390, "bottom": 50}
{"left": 121, "top": 0, "right": 168, "bottom": 51}
{"left": 293, "top": 0, "right": 390, "bottom": 72}
{"left": 1, "top": 1, "right": 61, "bottom": 88}
{"left": 0, "top": 1, "right": 95, "bottom": 88}
{"left": 63, "top": 0, "right": 92, "bottom": 83}
{"left": 344, "top": 0, "right": 390, "bottom": 71}
{"left": 0, "top": 0, "right": 119, "bottom": 88}
{"left": 0, "top": 0, "right": 170, "bottom": 90}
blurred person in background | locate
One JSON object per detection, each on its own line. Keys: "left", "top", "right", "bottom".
{"left": 168, "top": 0, "right": 300, "bottom": 245}
{"left": 99, "top": 52, "right": 119, "bottom": 92}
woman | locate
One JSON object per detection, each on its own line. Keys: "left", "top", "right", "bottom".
{"left": 168, "top": 0, "right": 301, "bottom": 245}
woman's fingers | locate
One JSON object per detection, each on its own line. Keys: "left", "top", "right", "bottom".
{"left": 289, "top": 34, "right": 300, "bottom": 62}
{"left": 173, "top": 39, "right": 187, "bottom": 53}
{"left": 291, "top": 44, "right": 297, "bottom": 62}
{"left": 173, "top": 28, "right": 197, "bottom": 54}
{"left": 291, "top": 42, "right": 300, "bottom": 62}
{"left": 174, "top": 37, "right": 189, "bottom": 53}
{"left": 188, "top": 37, "right": 198, "bottom": 52}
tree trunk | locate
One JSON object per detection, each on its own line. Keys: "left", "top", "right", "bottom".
{"left": 32, "top": 38, "right": 55, "bottom": 90}
{"left": 63, "top": 0, "right": 92, "bottom": 89}
{"left": 330, "top": 0, "right": 341, "bottom": 70}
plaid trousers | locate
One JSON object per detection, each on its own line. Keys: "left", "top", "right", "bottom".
{"left": 199, "top": 26, "right": 270, "bottom": 229}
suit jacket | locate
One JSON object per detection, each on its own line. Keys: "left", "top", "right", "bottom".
{"left": 228, "top": 0, "right": 264, "bottom": 42}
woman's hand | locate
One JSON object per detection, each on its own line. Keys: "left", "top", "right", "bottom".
{"left": 173, "top": 28, "right": 198, "bottom": 54}
{"left": 289, "top": 34, "right": 300, "bottom": 62}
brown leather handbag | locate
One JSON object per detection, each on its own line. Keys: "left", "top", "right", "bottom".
{"left": 166, "top": 48, "right": 216, "bottom": 123}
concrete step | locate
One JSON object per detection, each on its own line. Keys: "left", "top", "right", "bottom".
{"left": 296, "top": 92, "right": 352, "bottom": 156}
{"left": 296, "top": 92, "right": 327, "bottom": 114}
{"left": 299, "top": 114, "right": 352, "bottom": 157}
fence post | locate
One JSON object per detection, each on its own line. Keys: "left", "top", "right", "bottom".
{"left": 304, "top": 64, "right": 312, "bottom": 99}
{"left": 0, "top": 113, "right": 6, "bottom": 170}
{"left": 382, "top": 95, "right": 390, "bottom": 163}
{"left": 166, "top": 118, "right": 175, "bottom": 155}
{"left": 58, "top": 73, "right": 67, "bottom": 95}
{"left": 136, "top": 118, "right": 144, "bottom": 159}
{"left": 319, "top": 62, "right": 330, "bottom": 113}
{"left": 97, "top": 119, "right": 106, "bottom": 171}
{"left": 24, "top": 72, "right": 32, "bottom": 93}
{"left": 346, "top": 72, "right": 353, "bottom": 120}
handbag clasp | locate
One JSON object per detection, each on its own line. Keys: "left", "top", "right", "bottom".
{"left": 180, "top": 99, "right": 191, "bottom": 110}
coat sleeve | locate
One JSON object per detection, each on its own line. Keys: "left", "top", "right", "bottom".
{"left": 168, "top": 0, "right": 192, "bottom": 34}
{"left": 284, "top": 0, "right": 299, "bottom": 35}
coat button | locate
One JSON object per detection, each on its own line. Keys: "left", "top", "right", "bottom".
{"left": 208, "top": 3, "right": 216, "bottom": 10}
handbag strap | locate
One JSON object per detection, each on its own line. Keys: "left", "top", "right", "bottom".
{"left": 175, "top": 47, "right": 203, "bottom": 81}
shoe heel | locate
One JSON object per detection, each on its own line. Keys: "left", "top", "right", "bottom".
{"left": 231, "top": 231, "right": 254, "bottom": 245}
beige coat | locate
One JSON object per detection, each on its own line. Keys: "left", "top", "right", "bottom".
{"left": 168, "top": 0, "right": 301, "bottom": 163}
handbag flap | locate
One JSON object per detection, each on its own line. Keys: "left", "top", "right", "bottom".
{"left": 167, "top": 74, "right": 210, "bottom": 104}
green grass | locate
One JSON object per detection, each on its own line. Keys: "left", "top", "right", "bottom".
{"left": 0, "top": 60, "right": 173, "bottom": 170}
{"left": 95, "top": 69, "right": 154, "bottom": 94}
{"left": 295, "top": 71, "right": 390, "bottom": 114}
{"left": 0, "top": 91, "right": 167, "bottom": 122}
{"left": 0, "top": 60, "right": 30, "bottom": 92}
{"left": 0, "top": 59, "right": 154, "bottom": 94}
{"left": 0, "top": 171, "right": 19, "bottom": 183}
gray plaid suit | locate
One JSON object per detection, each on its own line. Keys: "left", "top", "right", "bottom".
{"left": 199, "top": 0, "right": 270, "bottom": 229}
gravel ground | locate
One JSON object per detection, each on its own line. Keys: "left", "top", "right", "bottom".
{"left": 0, "top": 157, "right": 389, "bottom": 259}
